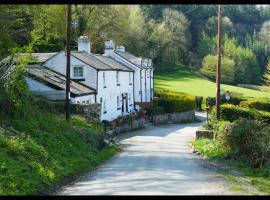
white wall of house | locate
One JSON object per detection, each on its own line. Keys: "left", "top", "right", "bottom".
{"left": 45, "top": 51, "right": 98, "bottom": 89}
{"left": 96, "top": 70, "right": 134, "bottom": 121}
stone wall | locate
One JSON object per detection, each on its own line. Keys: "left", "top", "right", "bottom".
{"left": 153, "top": 111, "right": 195, "bottom": 125}
{"left": 71, "top": 103, "right": 101, "bottom": 123}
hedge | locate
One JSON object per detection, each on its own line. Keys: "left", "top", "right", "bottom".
{"left": 153, "top": 90, "right": 195, "bottom": 114}
{"left": 240, "top": 98, "right": 270, "bottom": 112}
{"left": 210, "top": 104, "right": 270, "bottom": 126}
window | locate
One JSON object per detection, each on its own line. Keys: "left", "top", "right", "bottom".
{"left": 73, "top": 66, "right": 84, "bottom": 78}
{"left": 103, "top": 72, "right": 106, "bottom": 87}
{"left": 117, "top": 96, "right": 121, "bottom": 109}
{"left": 128, "top": 93, "right": 131, "bottom": 102}
{"left": 147, "top": 70, "right": 149, "bottom": 78}
{"left": 103, "top": 99, "right": 107, "bottom": 113}
{"left": 100, "top": 98, "right": 103, "bottom": 103}
{"left": 129, "top": 72, "right": 132, "bottom": 85}
{"left": 86, "top": 100, "right": 90, "bottom": 104}
{"left": 116, "top": 71, "right": 119, "bottom": 84}
{"left": 82, "top": 100, "right": 85, "bottom": 104}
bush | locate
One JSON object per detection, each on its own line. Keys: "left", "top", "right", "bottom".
{"left": 215, "top": 118, "right": 270, "bottom": 168}
{"left": 206, "top": 91, "right": 245, "bottom": 108}
{"left": 195, "top": 96, "right": 203, "bottom": 111}
{"left": 209, "top": 104, "right": 270, "bottom": 127}
{"left": 240, "top": 98, "right": 270, "bottom": 112}
{"left": 153, "top": 90, "right": 195, "bottom": 114}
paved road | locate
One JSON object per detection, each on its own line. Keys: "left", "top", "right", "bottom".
{"left": 58, "top": 113, "right": 234, "bottom": 195}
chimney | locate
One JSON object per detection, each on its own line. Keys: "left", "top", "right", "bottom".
{"left": 116, "top": 46, "right": 125, "bottom": 52}
{"left": 103, "top": 40, "right": 115, "bottom": 57}
{"left": 78, "top": 35, "right": 91, "bottom": 54}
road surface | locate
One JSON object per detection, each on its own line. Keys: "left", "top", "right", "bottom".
{"left": 57, "top": 113, "right": 235, "bottom": 195}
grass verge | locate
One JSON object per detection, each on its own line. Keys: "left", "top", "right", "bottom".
{"left": 191, "top": 138, "right": 270, "bottom": 195}
{"left": 0, "top": 107, "right": 119, "bottom": 195}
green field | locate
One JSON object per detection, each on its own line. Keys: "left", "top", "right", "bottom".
{"left": 154, "top": 70, "right": 270, "bottom": 99}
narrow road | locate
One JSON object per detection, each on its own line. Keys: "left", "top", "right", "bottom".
{"left": 58, "top": 113, "right": 235, "bottom": 195}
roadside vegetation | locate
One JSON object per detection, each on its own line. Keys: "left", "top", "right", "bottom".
{"left": 0, "top": 54, "right": 119, "bottom": 195}
{"left": 192, "top": 98, "right": 270, "bottom": 194}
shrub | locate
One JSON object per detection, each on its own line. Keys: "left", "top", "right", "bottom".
{"left": 153, "top": 90, "right": 195, "bottom": 114}
{"left": 206, "top": 91, "right": 245, "bottom": 108}
{"left": 195, "top": 96, "right": 203, "bottom": 111}
{"left": 210, "top": 104, "right": 270, "bottom": 127}
{"left": 240, "top": 98, "right": 270, "bottom": 112}
{"left": 215, "top": 118, "right": 270, "bottom": 168}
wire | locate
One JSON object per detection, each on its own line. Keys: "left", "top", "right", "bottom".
{"left": 182, "top": 5, "right": 205, "bottom": 15}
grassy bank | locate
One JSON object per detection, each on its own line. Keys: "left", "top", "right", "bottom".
{"left": 155, "top": 70, "right": 270, "bottom": 99}
{"left": 192, "top": 138, "right": 270, "bottom": 194}
{"left": 0, "top": 104, "right": 119, "bottom": 195}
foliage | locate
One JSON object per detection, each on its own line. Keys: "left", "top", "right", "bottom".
{"left": 191, "top": 138, "right": 228, "bottom": 158}
{"left": 0, "top": 100, "right": 118, "bottom": 195}
{"left": 240, "top": 98, "right": 270, "bottom": 112}
{"left": 195, "top": 96, "right": 203, "bottom": 111}
{"left": 209, "top": 104, "right": 270, "bottom": 127}
{"left": 201, "top": 54, "right": 235, "bottom": 84}
{"left": 200, "top": 35, "right": 260, "bottom": 85}
{"left": 153, "top": 90, "right": 195, "bottom": 114}
{"left": 215, "top": 118, "right": 270, "bottom": 168}
{"left": 263, "top": 59, "right": 270, "bottom": 86}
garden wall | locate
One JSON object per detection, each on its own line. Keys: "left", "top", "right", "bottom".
{"left": 153, "top": 110, "right": 195, "bottom": 125}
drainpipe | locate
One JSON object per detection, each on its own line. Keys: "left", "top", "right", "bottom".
{"left": 140, "top": 58, "right": 143, "bottom": 102}
{"left": 133, "top": 71, "right": 135, "bottom": 110}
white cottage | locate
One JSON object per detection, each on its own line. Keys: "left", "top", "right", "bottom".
{"left": 103, "top": 40, "right": 154, "bottom": 108}
{"left": 5, "top": 36, "right": 154, "bottom": 122}
{"left": 40, "top": 36, "right": 135, "bottom": 121}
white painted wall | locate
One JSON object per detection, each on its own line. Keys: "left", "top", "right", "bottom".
{"left": 45, "top": 51, "right": 98, "bottom": 89}
{"left": 105, "top": 51, "right": 153, "bottom": 103}
{"left": 24, "top": 76, "right": 57, "bottom": 92}
{"left": 96, "top": 70, "right": 134, "bottom": 121}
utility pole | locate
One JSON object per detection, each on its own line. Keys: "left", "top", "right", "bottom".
{"left": 66, "top": 4, "right": 71, "bottom": 120}
{"left": 216, "top": 4, "right": 222, "bottom": 121}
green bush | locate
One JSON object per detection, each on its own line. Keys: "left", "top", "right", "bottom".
{"left": 206, "top": 91, "right": 245, "bottom": 108}
{"left": 240, "top": 98, "right": 270, "bottom": 112}
{"left": 210, "top": 104, "right": 270, "bottom": 127}
{"left": 195, "top": 96, "right": 203, "bottom": 111}
{"left": 153, "top": 90, "right": 195, "bottom": 114}
{"left": 215, "top": 118, "right": 270, "bottom": 168}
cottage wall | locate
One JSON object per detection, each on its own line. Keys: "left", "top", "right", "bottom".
{"left": 96, "top": 70, "right": 134, "bottom": 121}
{"left": 45, "top": 51, "right": 98, "bottom": 89}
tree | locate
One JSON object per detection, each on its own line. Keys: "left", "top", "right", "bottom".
{"left": 263, "top": 60, "right": 270, "bottom": 86}
{"left": 200, "top": 54, "right": 235, "bottom": 84}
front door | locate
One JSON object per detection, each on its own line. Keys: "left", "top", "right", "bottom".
{"left": 121, "top": 93, "right": 129, "bottom": 114}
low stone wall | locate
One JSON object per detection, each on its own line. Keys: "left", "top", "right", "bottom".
{"left": 106, "top": 119, "right": 145, "bottom": 136}
{"left": 196, "top": 130, "right": 214, "bottom": 139}
{"left": 71, "top": 103, "right": 101, "bottom": 123}
{"left": 153, "top": 110, "right": 195, "bottom": 125}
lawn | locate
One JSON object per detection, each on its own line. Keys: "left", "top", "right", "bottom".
{"left": 154, "top": 70, "right": 270, "bottom": 99}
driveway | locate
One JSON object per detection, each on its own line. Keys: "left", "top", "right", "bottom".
{"left": 57, "top": 112, "right": 235, "bottom": 195}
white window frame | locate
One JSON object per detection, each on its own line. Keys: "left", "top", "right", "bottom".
{"left": 73, "top": 65, "right": 84, "bottom": 79}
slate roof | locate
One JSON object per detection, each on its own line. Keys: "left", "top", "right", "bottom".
{"left": 71, "top": 52, "right": 133, "bottom": 72}
{"left": 115, "top": 51, "right": 153, "bottom": 69}
{"left": 31, "top": 53, "right": 58, "bottom": 63}
{"left": 27, "top": 65, "right": 95, "bottom": 96}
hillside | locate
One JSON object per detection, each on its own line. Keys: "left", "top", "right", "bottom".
{"left": 154, "top": 70, "right": 270, "bottom": 99}
{"left": 0, "top": 99, "right": 118, "bottom": 195}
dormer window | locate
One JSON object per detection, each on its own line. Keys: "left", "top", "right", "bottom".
{"left": 73, "top": 66, "right": 84, "bottom": 79}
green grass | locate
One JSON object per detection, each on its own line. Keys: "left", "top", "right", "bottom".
{"left": 0, "top": 105, "right": 119, "bottom": 195}
{"left": 155, "top": 70, "right": 270, "bottom": 99}
{"left": 192, "top": 138, "right": 270, "bottom": 194}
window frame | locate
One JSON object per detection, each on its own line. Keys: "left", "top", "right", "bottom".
{"left": 73, "top": 65, "right": 84, "bottom": 79}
